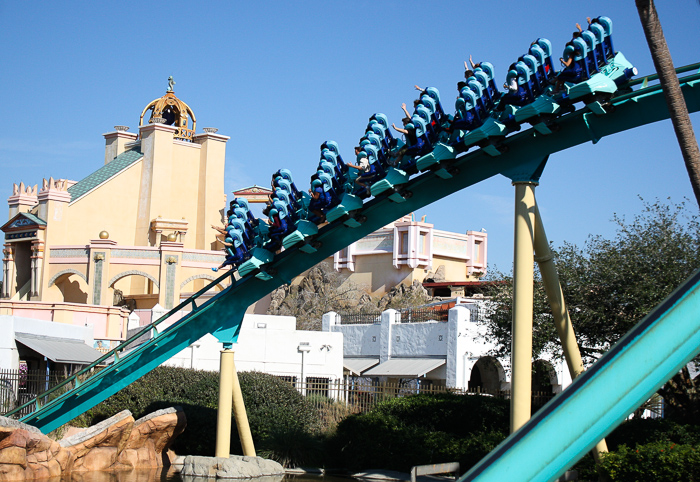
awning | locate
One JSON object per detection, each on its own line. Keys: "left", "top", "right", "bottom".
{"left": 364, "top": 358, "right": 446, "bottom": 377}
{"left": 15, "top": 333, "right": 103, "bottom": 365}
{"left": 343, "top": 358, "right": 380, "bottom": 376}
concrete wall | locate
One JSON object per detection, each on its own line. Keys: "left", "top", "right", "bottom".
{"left": 161, "top": 314, "right": 344, "bottom": 382}
{"left": 324, "top": 304, "right": 569, "bottom": 392}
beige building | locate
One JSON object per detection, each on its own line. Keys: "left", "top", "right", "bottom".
{"left": 331, "top": 214, "right": 487, "bottom": 297}
{"left": 1, "top": 86, "right": 230, "bottom": 347}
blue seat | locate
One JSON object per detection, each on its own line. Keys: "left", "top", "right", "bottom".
{"left": 265, "top": 208, "right": 290, "bottom": 252}
{"left": 533, "top": 38, "right": 555, "bottom": 75}
{"left": 528, "top": 44, "right": 552, "bottom": 88}
{"left": 499, "top": 64, "right": 534, "bottom": 108}
{"left": 573, "top": 37, "right": 591, "bottom": 78}
{"left": 594, "top": 16, "right": 615, "bottom": 60}
{"left": 588, "top": 22, "right": 607, "bottom": 65}
{"left": 321, "top": 141, "right": 347, "bottom": 173}
{"left": 421, "top": 87, "right": 446, "bottom": 123}
{"left": 557, "top": 40, "right": 588, "bottom": 84}
{"left": 581, "top": 30, "right": 600, "bottom": 74}
{"left": 473, "top": 70, "right": 495, "bottom": 109}
{"left": 217, "top": 231, "right": 249, "bottom": 270}
{"left": 273, "top": 169, "right": 301, "bottom": 200}
{"left": 467, "top": 78, "right": 488, "bottom": 117}
{"left": 453, "top": 88, "right": 482, "bottom": 133}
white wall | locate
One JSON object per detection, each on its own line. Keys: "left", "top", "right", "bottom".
{"left": 161, "top": 314, "right": 344, "bottom": 381}
{"left": 323, "top": 305, "right": 569, "bottom": 392}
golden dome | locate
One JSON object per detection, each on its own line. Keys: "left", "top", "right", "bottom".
{"left": 139, "top": 77, "right": 197, "bottom": 141}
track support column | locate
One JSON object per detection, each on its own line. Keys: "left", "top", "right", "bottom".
{"left": 231, "top": 352, "right": 256, "bottom": 456}
{"left": 533, "top": 204, "right": 608, "bottom": 458}
{"left": 511, "top": 181, "right": 537, "bottom": 433}
{"left": 215, "top": 347, "right": 234, "bottom": 458}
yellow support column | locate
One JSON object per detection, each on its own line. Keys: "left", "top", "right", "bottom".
{"left": 215, "top": 348, "right": 234, "bottom": 458}
{"left": 511, "top": 181, "right": 537, "bottom": 433}
{"left": 231, "top": 352, "right": 256, "bottom": 456}
{"left": 533, "top": 204, "right": 609, "bottom": 458}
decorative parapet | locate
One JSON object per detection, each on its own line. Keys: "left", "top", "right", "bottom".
{"left": 8, "top": 182, "right": 38, "bottom": 207}
{"left": 37, "top": 177, "right": 74, "bottom": 203}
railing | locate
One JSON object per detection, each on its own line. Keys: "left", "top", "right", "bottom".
{"left": 338, "top": 307, "right": 451, "bottom": 325}
{"left": 0, "top": 369, "right": 68, "bottom": 416}
{"left": 285, "top": 378, "right": 557, "bottom": 419}
{"left": 337, "top": 311, "right": 383, "bottom": 325}
{"left": 399, "top": 307, "right": 450, "bottom": 323}
{"left": 2, "top": 266, "right": 238, "bottom": 420}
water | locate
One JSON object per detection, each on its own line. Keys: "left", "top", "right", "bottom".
{"left": 57, "top": 470, "right": 352, "bottom": 482}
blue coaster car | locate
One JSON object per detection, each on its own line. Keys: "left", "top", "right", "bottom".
{"left": 463, "top": 96, "right": 519, "bottom": 156}
{"left": 370, "top": 167, "right": 411, "bottom": 202}
{"left": 282, "top": 219, "right": 320, "bottom": 253}
{"left": 415, "top": 142, "right": 456, "bottom": 177}
{"left": 325, "top": 192, "right": 365, "bottom": 226}
{"left": 562, "top": 31, "right": 635, "bottom": 111}
{"left": 237, "top": 247, "right": 275, "bottom": 279}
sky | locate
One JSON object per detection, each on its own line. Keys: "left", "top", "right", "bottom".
{"left": 1, "top": 1, "right": 698, "bottom": 276}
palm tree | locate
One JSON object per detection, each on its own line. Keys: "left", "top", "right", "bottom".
{"left": 635, "top": 0, "right": 700, "bottom": 207}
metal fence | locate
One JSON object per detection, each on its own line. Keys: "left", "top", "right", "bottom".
{"left": 284, "top": 378, "right": 557, "bottom": 420}
{"left": 338, "top": 307, "right": 451, "bottom": 325}
{"left": 0, "top": 369, "right": 66, "bottom": 416}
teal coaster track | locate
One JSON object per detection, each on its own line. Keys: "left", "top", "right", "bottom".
{"left": 5, "top": 62, "right": 700, "bottom": 481}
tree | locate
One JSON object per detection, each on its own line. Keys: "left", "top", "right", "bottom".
{"left": 483, "top": 198, "right": 700, "bottom": 417}
{"left": 484, "top": 198, "right": 700, "bottom": 359}
{"left": 635, "top": 0, "right": 700, "bottom": 207}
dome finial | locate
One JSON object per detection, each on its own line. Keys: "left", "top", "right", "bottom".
{"left": 139, "top": 79, "right": 197, "bottom": 141}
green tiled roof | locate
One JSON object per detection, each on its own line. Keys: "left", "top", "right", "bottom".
{"left": 22, "top": 212, "right": 46, "bottom": 226}
{"left": 67, "top": 148, "right": 143, "bottom": 202}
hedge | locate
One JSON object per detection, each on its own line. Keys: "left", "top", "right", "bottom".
{"left": 327, "top": 392, "right": 509, "bottom": 472}
{"left": 76, "top": 367, "right": 318, "bottom": 458}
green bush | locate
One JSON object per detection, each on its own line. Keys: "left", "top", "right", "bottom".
{"left": 605, "top": 418, "right": 700, "bottom": 449}
{"left": 77, "top": 367, "right": 319, "bottom": 460}
{"left": 596, "top": 441, "right": 700, "bottom": 482}
{"left": 328, "top": 392, "right": 509, "bottom": 472}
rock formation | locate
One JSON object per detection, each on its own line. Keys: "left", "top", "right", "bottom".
{"left": 377, "top": 280, "right": 432, "bottom": 310}
{"left": 0, "top": 406, "right": 186, "bottom": 480}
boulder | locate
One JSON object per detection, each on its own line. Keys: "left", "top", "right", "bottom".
{"left": 0, "top": 406, "right": 187, "bottom": 480}
{"left": 60, "top": 410, "right": 134, "bottom": 472}
{"left": 181, "top": 455, "right": 285, "bottom": 479}
{"left": 117, "top": 407, "right": 187, "bottom": 469}
{"left": 0, "top": 417, "right": 66, "bottom": 480}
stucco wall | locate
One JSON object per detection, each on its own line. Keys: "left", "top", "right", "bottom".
{"left": 161, "top": 314, "right": 344, "bottom": 381}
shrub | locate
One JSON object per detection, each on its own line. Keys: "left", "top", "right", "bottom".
{"left": 596, "top": 441, "right": 700, "bottom": 482}
{"left": 76, "top": 367, "right": 319, "bottom": 460}
{"left": 328, "top": 392, "right": 509, "bottom": 472}
{"left": 605, "top": 418, "right": 700, "bottom": 449}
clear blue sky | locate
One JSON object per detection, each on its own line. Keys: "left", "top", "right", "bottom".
{"left": 1, "top": 1, "right": 698, "bottom": 275}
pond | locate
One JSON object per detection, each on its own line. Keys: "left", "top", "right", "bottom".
{"left": 56, "top": 470, "right": 355, "bottom": 482}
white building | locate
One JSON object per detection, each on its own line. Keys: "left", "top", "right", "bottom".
{"left": 323, "top": 303, "right": 571, "bottom": 394}
{"left": 145, "top": 310, "right": 344, "bottom": 385}
{"left": 0, "top": 315, "right": 101, "bottom": 373}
